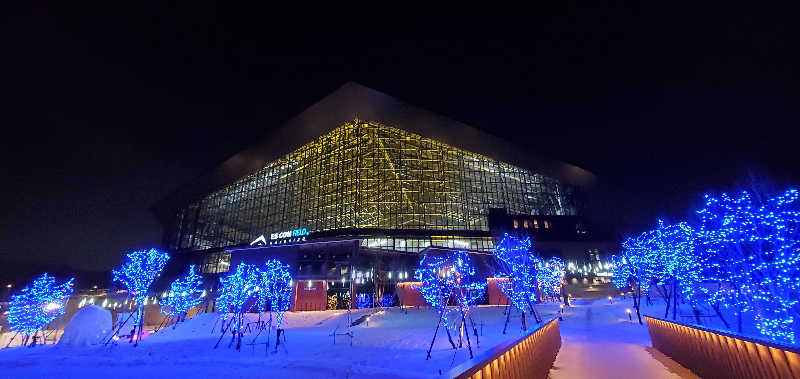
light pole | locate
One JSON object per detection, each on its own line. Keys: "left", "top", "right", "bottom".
{"left": 626, "top": 308, "right": 632, "bottom": 321}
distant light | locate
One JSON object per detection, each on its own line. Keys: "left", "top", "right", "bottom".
{"left": 45, "top": 302, "right": 61, "bottom": 311}
{"left": 93, "top": 285, "right": 98, "bottom": 289}
{"left": 6, "top": 284, "right": 12, "bottom": 288}
{"left": 626, "top": 309, "right": 631, "bottom": 314}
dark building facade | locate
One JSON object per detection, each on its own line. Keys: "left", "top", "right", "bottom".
{"left": 153, "top": 83, "right": 597, "bottom": 306}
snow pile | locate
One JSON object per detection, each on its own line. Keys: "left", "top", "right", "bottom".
{"left": 58, "top": 305, "right": 112, "bottom": 347}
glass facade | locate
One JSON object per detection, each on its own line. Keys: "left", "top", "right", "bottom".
{"left": 169, "top": 120, "right": 578, "bottom": 252}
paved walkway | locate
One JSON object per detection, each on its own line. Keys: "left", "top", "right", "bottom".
{"left": 548, "top": 299, "right": 699, "bottom": 379}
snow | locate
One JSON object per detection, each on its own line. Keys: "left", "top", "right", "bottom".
{"left": 0, "top": 283, "right": 715, "bottom": 378}
{"left": 549, "top": 298, "right": 699, "bottom": 379}
{"left": 58, "top": 305, "right": 112, "bottom": 347}
{"left": 0, "top": 303, "right": 565, "bottom": 378}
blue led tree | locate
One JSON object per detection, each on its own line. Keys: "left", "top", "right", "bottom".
{"left": 493, "top": 234, "right": 543, "bottom": 332}
{"left": 159, "top": 264, "right": 204, "bottom": 327}
{"left": 416, "top": 250, "right": 486, "bottom": 359}
{"left": 214, "top": 262, "right": 259, "bottom": 350}
{"left": 258, "top": 259, "right": 293, "bottom": 351}
{"left": 696, "top": 188, "right": 800, "bottom": 344}
{"left": 538, "top": 257, "right": 566, "bottom": 301}
{"left": 611, "top": 233, "right": 656, "bottom": 325}
{"left": 356, "top": 293, "right": 373, "bottom": 309}
{"left": 380, "top": 294, "right": 394, "bottom": 307}
{"left": 8, "top": 273, "right": 74, "bottom": 346}
{"left": 112, "top": 248, "right": 170, "bottom": 346}
{"left": 622, "top": 220, "right": 700, "bottom": 321}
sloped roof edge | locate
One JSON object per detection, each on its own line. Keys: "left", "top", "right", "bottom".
{"left": 153, "top": 82, "right": 596, "bottom": 223}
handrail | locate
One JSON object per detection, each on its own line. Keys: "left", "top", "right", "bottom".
{"left": 645, "top": 315, "right": 800, "bottom": 379}
{"left": 447, "top": 316, "right": 561, "bottom": 379}
{"left": 645, "top": 315, "right": 800, "bottom": 354}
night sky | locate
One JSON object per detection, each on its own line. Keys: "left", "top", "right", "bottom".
{"left": 2, "top": 4, "right": 798, "bottom": 272}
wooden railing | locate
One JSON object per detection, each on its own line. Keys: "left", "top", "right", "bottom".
{"left": 645, "top": 315, "right": 800, "bottom": 379}
{"left": 447, "top": 317, "right": 561, "bottom": 379}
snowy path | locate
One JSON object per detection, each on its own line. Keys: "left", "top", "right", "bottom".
{"left": 549, "top": 299, "right": 700, "bottom": 379}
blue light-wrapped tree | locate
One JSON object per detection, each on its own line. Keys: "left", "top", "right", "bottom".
{"left": 627, "top": 220, "right": 700, "bottom": 321}
{"left": 159, "top": 264, "right": 204, "bottom": 327}
{"left": 494, "top": 234, "right": 543, "bottom": 332}
{"left": 8, "top": 273, "right": 74, "bottom": 346}
{"left": 416, "top": 250, "right": 485, "bottom": 359}
{"left": 538, "top": 257, "right": 566, "bottom": 301}
{"left": 215, "top": 262, "right": 259, "bottom": 350}
{"left": 259, "top": 259, "right": 293, "bottom": 351}
{"left": 112, "top": 248, "right": 170, "bottom": 346}
{"left": 696, "top": 188, "right": 800, "bottom": 344}
{"left": 356, "top": 293, "right": 373, "bottom": 309}
{"left": 380, "top": 294, "right": 394, "bottom": 307}
{"left": 611, "top": 234, "right": 655, "bottom": 325}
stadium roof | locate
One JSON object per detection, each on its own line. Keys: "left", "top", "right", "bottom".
{"left": 153, "top": 82, "right": 595, "bottom": 224}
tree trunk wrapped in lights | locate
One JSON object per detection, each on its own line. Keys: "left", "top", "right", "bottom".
{"left": 8, "top": 273, "right": 74, "bottom": 346}
{"left": 159, "top": 264, "right": 204, "bottom": 329}
{"left": 415, "top": 250, "right": 486, "bottom": 360}
{"left": 111, "top": 248, "right": 170, "bottom": 346}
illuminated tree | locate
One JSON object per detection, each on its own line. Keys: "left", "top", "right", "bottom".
{"left": 112, "top": 248, "right": 170, "bottom": 345}
{"left": 214, "top": 262, "right": 259, "bottom": 350}
{"left": 493, "top": 234, "right": 543, "bottom": 331}
{"left": 611, "top": 234, "right": 655, "bottom": 325}
{"left": 416, "top": 250, "right": 486, "bottom": 359}
{"left": 538, "top": 257, "right": 566, "bottom": 301}
{"left": 8, "top": 273, "right": 74, "bottom": 346}
{"left": 696, "top": 188, "right": 800, "bottom": 344}
{"left": 258, "top": 259, "right": 293, "bottom": 351}
{"left": 159, "top": 265, "right": 204, "bottom": 325}
{"left": 380, "top": 294, "right": 394, "bottom": 307}
{"left": 356, "top": 293, "right": 373, "bottom": 309}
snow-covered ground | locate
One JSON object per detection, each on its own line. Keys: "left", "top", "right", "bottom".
{"left": 0, "top": 303, "right": 565, "bottom": 378}
{"left": 550, "top": 297, "right": 699, "bottom": 379}
{"left": 9, "top": 283, "right": 769, "bottom": 378}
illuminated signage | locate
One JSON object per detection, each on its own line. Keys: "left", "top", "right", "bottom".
{"left": 271, "top": 228, "right": 308, "bottom": 240}
{"left": 250, "top": 235, "right": 268, "bottom": 246}
{"left": 249, "top": 228, "right": 309, "bottom": 246}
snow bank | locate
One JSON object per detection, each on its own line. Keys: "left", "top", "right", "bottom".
{"left": 58, "top": 305, "right": 112, "bottom": 347}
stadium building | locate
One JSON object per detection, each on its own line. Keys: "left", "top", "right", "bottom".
{"left": 153, "top": 83, "right": 596, "bottom": 309}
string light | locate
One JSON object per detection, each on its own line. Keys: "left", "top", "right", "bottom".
{"left": 112, "top": 248, "right": 170, "bottom": 325}
{"left": 216, "top": 262, "right": 259, "bottom": 329}
{"left": 159, "top": 264, "right": 203, "bottom": 318}
{"left": 258, "top": 259, "right": 293, "bottom": 328}
{"left": 493, "top": 234, "right": 563, "bottom": 313}
{"left": 380, "top": 294, "right": 394, "bottom": 307}
{"left": 415, "top": 250, "right": 486, "bottom": 324}
{"left": 356, "top": 293, "right": 373, "bottom": 309}
{"left": 8, "top": 273, "right": 74, "bottom": 341}
{"left": 612, "top": 187, "right": 800, "bottom": 344}
{"left": 537, "top": 257, "right": 566, "bottom": 300}
{"left": 695, "top": 188, "right": 800, "bottom": 344}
